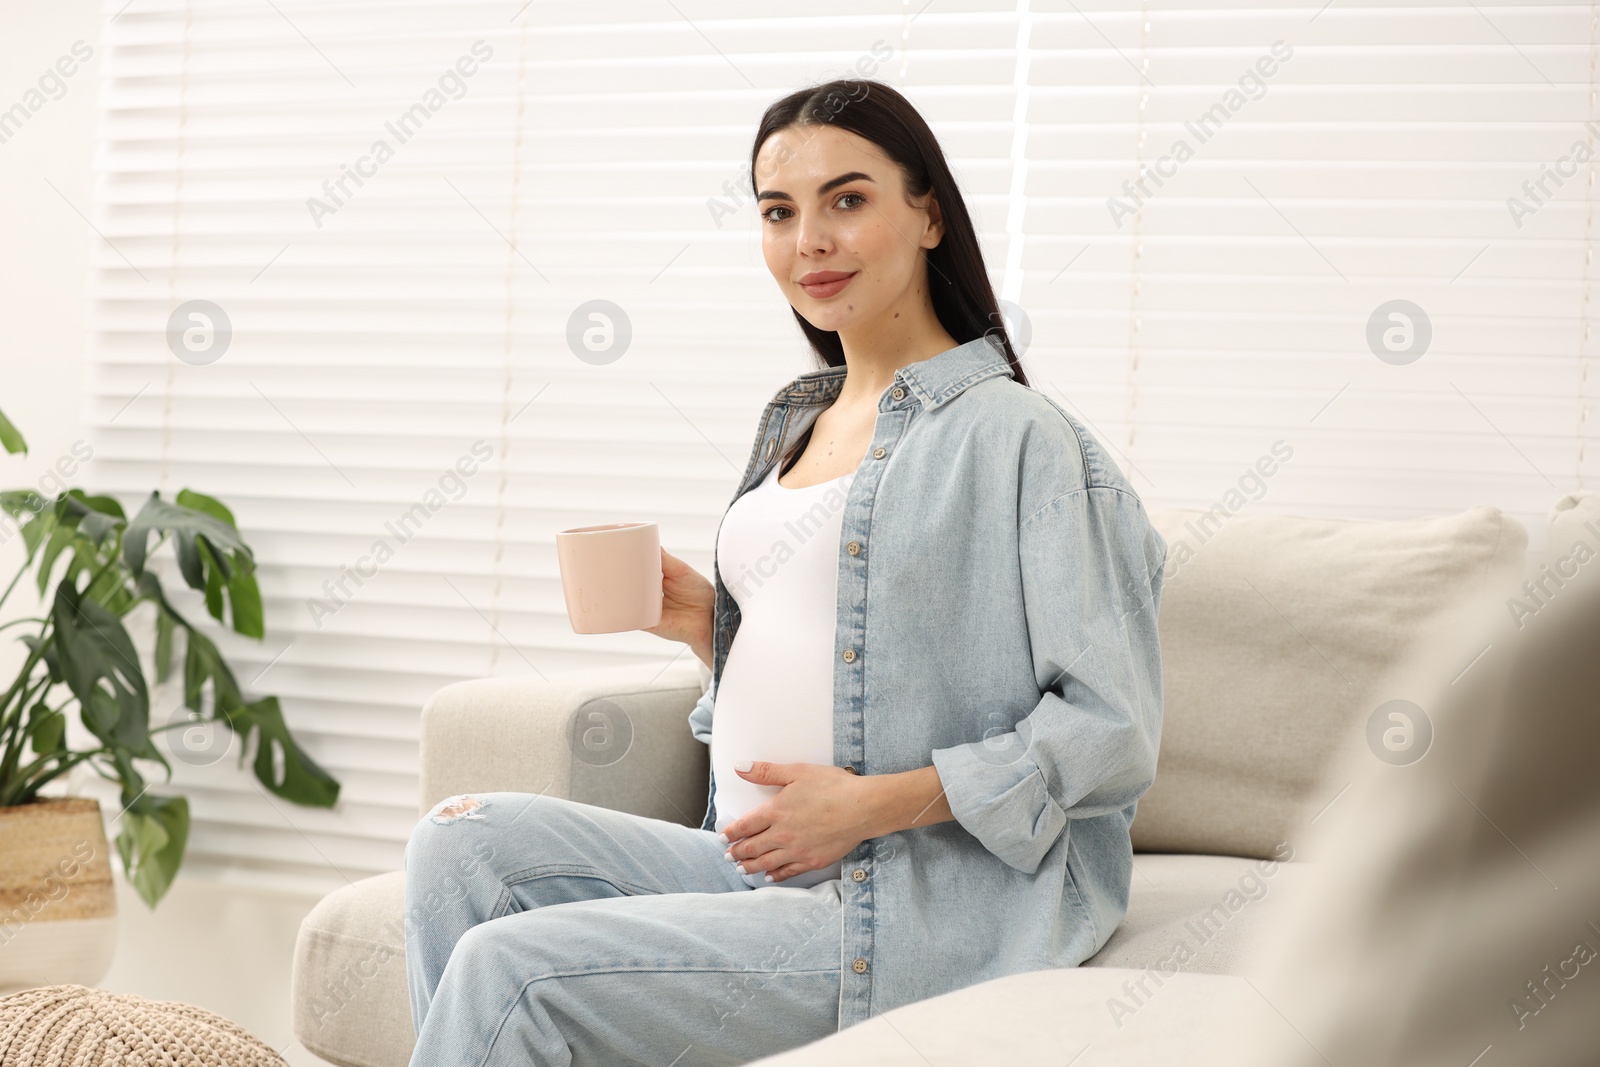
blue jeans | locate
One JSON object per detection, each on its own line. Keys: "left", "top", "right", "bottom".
{"left": 404, "top": 791, "right": 844, "bottom": 1066}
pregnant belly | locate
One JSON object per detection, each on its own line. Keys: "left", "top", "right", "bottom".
{"left": 710, "top": 617, "right": 843, "bottom": 888}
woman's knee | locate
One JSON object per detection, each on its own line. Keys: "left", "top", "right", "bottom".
{"left": 447, "top": 915, "right": 522, "bottom": 976}
{"left": 444, "top": 906, "right": 588, "bottom": 991}
{"left": 405, "top": 791, "right": 568, "bottom": 882}
{"left": 405, "top": 793, "right": 503, "bottom": 887}
{"left": 425, "top": 792, "right": 491, "bottom": 825}
{"left": 404, "top": 826, "right": 499, "bottom": 945}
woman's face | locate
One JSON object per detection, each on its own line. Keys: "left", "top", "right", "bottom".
{"left": 755, "top": 124, "right": 944, "bottom": 335}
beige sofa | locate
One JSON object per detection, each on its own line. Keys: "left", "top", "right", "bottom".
{"left": 292, "top": 497, "right": 1554, "bottom": 1067}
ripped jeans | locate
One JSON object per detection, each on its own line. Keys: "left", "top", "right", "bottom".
{"left": 404, "top": 791, "right": 844, "bottom": 1067}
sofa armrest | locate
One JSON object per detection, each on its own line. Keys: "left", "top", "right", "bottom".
{"left": 292, "top": 871, "right": 412, "bottom": 1067}
{"left": 418, "top": 658, "right": 711, "bottom": 829}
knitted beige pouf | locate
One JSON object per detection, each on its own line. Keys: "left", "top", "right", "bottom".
{"left": 0, "top": 985, "right": 287, "bottom": 1066}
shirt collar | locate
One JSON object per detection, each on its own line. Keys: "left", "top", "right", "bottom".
{"left": 775, "top": 333, "right": 1016, "bottom": 410}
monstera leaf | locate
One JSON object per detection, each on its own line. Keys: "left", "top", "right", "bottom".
{"left": 183, "top": 620, "right": 340, "bottom": 808}
{"left": 50, "top": 577, "right": 154, "bottom": 760}
{"left": 123, "top": 490, "right": 263, "bottom": 638}
{"left": 0, "top": 405, "right": 24, "bottom": 456}
{"left": 116, "top": 789, "right": 189, "bottom": 909}
{"left": 0, "top": 426, "right": 339, "bottom": 908}
{"left": 136, "top": 572, "right": 338, "bottom": 808}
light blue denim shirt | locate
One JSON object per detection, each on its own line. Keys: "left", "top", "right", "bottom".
{"left": 686, "top": 333, "right": 1168, "bottom": 1032}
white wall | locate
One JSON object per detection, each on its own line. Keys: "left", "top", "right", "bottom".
{"left": 0, "top": 1, "right": 101, "bottom": 677}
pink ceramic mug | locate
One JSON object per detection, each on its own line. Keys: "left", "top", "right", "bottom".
{"left": 555, "top": 521, "right": 664, "bottom": 634}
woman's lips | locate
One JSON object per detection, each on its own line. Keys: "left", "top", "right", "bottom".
{"left": 799, "top": 272, "right": 857, "bottom": 299}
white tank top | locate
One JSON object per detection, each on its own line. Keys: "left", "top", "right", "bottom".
{"left": 711, "top": 457, "right": 859, "bottom": 888}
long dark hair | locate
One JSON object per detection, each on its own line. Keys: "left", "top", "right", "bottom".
{"left": 750, "top": 79, "right": 1029, "bottom": 387}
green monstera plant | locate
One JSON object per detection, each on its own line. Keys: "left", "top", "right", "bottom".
{"left": 0, "top": 405, "right": 339, "bottom": 907}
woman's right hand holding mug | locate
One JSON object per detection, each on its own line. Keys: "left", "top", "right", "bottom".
{"left": 643, "top": 547, "right": 715, "bottom": 670}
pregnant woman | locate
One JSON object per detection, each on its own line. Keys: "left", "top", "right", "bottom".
{"left": 404, "top": 77, "right": 1168, "bottom": 1066}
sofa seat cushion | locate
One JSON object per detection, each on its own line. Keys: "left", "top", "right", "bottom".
{"left": 1084, "top": 852, "right": 1308, "bottom": 975}
{"left": 748, "top": 965, "right": 1289, "bottom": 1066}
{"left": 291, "top": 871, "right": 413, "bottom": 1067}
{"left": 288, "top": 854, "right": 1307, "bottom": 1067}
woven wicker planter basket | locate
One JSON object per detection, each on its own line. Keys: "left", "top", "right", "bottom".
{"left": 0, "top": 797, "right": 118, "bottom": 992}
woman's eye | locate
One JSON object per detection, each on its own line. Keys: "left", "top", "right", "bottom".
{"left": 762, "top": 194, "right": 863, "bottom": 225}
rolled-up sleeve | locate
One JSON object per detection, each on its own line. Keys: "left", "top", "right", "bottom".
{"left": 687, "top": 673, "right": 716, "bottom": 746}
{"left": 930, "top": 485, "right": 1167, "bottom": 875}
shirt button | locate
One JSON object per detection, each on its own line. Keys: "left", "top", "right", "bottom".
{"left": 872, "top": 447, "right": 885, "bottom": 459}
{"left": 852, "top": 868, "right": 867, "bottom": 882}
{"left": 846, "top": 541, "right": 860, "bottom": 555}
{"left": 890, "top": 386, "right": 905, "bottom": 401}
{"left": 852, "top": 957, "right": 869, "bottom": 974}
{"left": 842, "top": 648, "right": 856, "bottom": 663}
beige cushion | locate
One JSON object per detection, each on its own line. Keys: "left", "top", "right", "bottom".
{"left": 287, "top": 855, "right": 1308, "bottom": 1067}
{"left": 1225, "top": 525, "right": 1600, "bottom": 1067}
{"left": 291, "top": 872, "right": 412, "bottom": 1067}
{"left": 1084, "top": 853, "right": 1311, "bottom": 975}
{"left": 1133, "top": 504, "right": 1526, "bottom": 859}
{"left": 1540, "top": 487, "right": 1600, "bottom": 599}
{"left": 747, "top": 966, "right": 1284, "bottom": 1066}
{"left": 419, "top": 661, "right": 710, "bottom": 824}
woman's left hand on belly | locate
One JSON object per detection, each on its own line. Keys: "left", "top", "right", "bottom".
{"left": 719, "top": 761, "right": 875, "bottom": 883}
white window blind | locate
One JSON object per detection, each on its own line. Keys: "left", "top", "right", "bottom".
{"left": 77, "top": 1, "right": 1594, "bottom": 892}
{"left": 1019, "top": 2, "right": 1595, "bottom": 538}
{"left": 79, "top": 0, "right": 1028, "bottom": 893}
